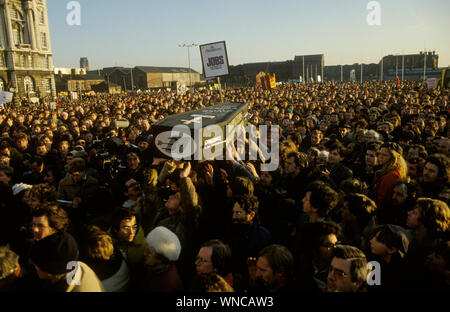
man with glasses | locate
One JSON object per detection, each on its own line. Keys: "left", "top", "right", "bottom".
{"left": 194, "top": 239, "right": 239, "bottom": 290}
{"left": 297, "top": 221, "right": 342, "bottom": 291}
{"left": 327, "top": 244, "right": 368, "bottom": 292}
{"left": 109, "top": 207, "right": 146, "bottom": 281}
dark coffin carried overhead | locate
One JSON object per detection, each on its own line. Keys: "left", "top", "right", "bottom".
{"left": 151, "top": 102, "right": 249, "bottom": 161}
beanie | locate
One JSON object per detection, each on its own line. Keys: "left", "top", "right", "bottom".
{"left": 146, "top": 226, "right": 181, "bottom": 262}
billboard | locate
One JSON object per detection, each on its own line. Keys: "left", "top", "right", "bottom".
{"left": 200, "top": 41, "right": 230, "bottom": 78}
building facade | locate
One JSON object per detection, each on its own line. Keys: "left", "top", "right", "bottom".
{"left": 80, "top": 57, "right": 89, "bottom": 71}
{"left": 0, "top": 0, "right": 56, "bottom": 100}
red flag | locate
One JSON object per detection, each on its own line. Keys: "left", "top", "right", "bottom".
{"left": 396, "top": 77, "right": 400, "bottom": 88}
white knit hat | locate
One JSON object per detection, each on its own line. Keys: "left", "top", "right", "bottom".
{"left": 12, "top": 183, "right": 32, "bottom": 196}
{"left": 146, "top": 226, "right": 181, "bottom": 262}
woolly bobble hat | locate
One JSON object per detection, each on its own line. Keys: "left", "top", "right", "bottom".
{"left": 146, "top": 226, "right": 181, "bottom": 262}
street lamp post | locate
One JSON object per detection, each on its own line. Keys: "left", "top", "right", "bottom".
{"left": 179, "top": 43, "right": 197, "bottom": 88}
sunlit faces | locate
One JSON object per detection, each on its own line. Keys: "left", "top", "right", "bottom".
{"left": 165, "top": 192, "right": 181, "bottom": 215}
{"left": 318, "top": 234, "right": 338, "bottom": 263}
{"left": 0, "top": 170, "right": 11, "bottom": 184}
{"left": 43, "top": 170, "right": 56, "bottom": 185}
{"left": 310, "top": 132, "right": 322, "bottom": 146}
{"left": 377, "top": 147, "right": 391, "bottom": 166}
{"left": 138, "top": 140, "right": 149, "bottom": 151}
{"left": 327, "top": 258, "right": 357, "bottom": 292}
{"left": 392, "top": 184, "right": 408, "bottom": 205}
{"left": 437, "top": 139, "right": 450, "bottom": 155}
{"left": 16, "top": 139, "right": 28, "bottom": 151}
{"left": 195, "top": 246, "right": 215, "bottom": 275}
{"left": 117, "top": 216, "right": 138, "bottom": 243}
{"left": 328, "top": 149, "right": 343, "bottom": 164}
{"left": 232, "top": 202, "right": 254, "bottom": 225}
{"left": 255, "top": 256, "right": 277, "bottom": 289}
{"left": 259, "top": 171, "right": 273, "bottom": 187}
{"left": 32, "top": 215, "right": 56, "bottom": 241}
{"left": 423, "top": 162, "right": 439, "bottom": 183}
{"left": 302, "top": 192, "right": 313, "bottom": 215}
{"left": 406, "top": 162, "right": 419, "bottom": 178}
{"left": 365, "top": 150, "right": 378, "bottom": 167}
{"left": 369, "top": 231, "right": 395, "bottom": 258}
{"left": 406, "top": 207, "right": 421, "bottom": 229}
{"left": 284, "top": 156, "right": 298, "bottom": 176}
{"left": 126, "top": 153, "right": 140, "bottom": 170}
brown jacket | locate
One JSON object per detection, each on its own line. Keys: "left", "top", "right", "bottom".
{"left": 57, "top": 174, "right": 100, "bottom": 201}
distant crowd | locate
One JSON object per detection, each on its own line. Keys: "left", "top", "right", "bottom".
{"left": 0, "top": 80, "right": 449, "bottom": 292}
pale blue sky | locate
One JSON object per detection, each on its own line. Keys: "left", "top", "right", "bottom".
{"left": 48, "top": 0, "right": 450, "bottom": 72}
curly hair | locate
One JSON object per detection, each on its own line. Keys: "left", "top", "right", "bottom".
{"left": 415, "top": 198, "right": 450, "bottom": 237}
{"left": 86, "top": 225, "right": 114, "bottom": 261}
{"left": 27, "top": 183, "right": 57, "bottom": 205}
{"left": 376, "top": 143, "right": 407, "bottom": 179}
{"left": 31, "top": 203, "right": 70, "bottom": 232}
{"left": 232, "top": 194, "right": 259, "bottom": 215}
{"left": 425, "top": 154, "right": 450, "bottom": 184}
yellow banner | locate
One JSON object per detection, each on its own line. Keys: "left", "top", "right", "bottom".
{"left": 269, "top": 74, "right": 276, "bottom": 89}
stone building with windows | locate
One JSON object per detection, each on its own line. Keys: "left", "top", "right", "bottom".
{"left": 0, "top": 0, "right": 56, "bottom": 100}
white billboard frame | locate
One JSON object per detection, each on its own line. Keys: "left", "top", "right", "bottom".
{"left": 199, "top": 41, "right": 230, "bottom": 79}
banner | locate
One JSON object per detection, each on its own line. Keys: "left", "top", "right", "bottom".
{"left": 269, "top": 74, "right": 276, "bottom": 89}
{"left": 30, "top": 97, "right": 40, "bottom": 104}
{"left": 200, "top": 41, "right": 230, "bottom": 78}
{"left": 0, "top": 91, "right": 13, "bottom": 104}
{"left": 177, "top": 82, "right": 186, "bottom": 95}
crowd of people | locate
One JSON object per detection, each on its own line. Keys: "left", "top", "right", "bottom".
{"left": 0, "top": 80, "right": 449, "bottom": 292}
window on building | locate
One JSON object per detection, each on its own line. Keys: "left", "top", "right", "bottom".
{"left": 24, "top": 76, "right": 34, "bottom": 93}
{"left": 13, "top": 29, "right": 20, "bottom": 45}
{"left": 0, "top": 79, "right": 4, "bottom": 91}
{"left": 42, "top": 78, "right": 51, "bottom": 93}
{"left": 41, "top": 33, "right": 47, "bottom": 49}
{"left": 0, "top": 54, "right": 5, "bottom": 67}
{"left": 39, "top": 11, "right": 45, "bottom": 24}
{"left": 20, "top": 55, "right": 26, "bottom": 68}
{"left": 28, "top": 55, "right": 33, "bottom": 68}
{"left": 44, "top": 56, "right": 49, "bottom": 69}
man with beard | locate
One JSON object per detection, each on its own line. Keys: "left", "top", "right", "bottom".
{"left": 224, "top": 194, "right": 271, "bottom": 284}
{"left": 250, "top": 244, "right": 297, "bottom": 292}
{"left": 378, "top": 180, "right": 420, "bottom": 227}
{"left": 421, "top": 154, "right": 449, "bottom": 199}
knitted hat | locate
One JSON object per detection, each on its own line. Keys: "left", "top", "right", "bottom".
{"left": 30, "top": 232, "right": 79, "bottom": 275}
{"left": 146, "top": 226, "right": 181, "bottom": 262}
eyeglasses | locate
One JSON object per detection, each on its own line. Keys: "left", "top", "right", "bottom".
{"left": 195, "top": 256, "right": 211, "bottom": 264}
{"left": 328, "top": 265, "right": 348, "bottom": 279}
{"left": 31, "top": 223, "right": 50, "bottom": 230}
{"left": 321, "top": 242, "right": 340, "bottom": 250}
{"left": 120, "top": 224, "right": 139, "bottom": 232}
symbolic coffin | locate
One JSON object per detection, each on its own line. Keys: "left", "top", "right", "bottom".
{"left": 151, "top": 102, "right": 249, "bottom": 161}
